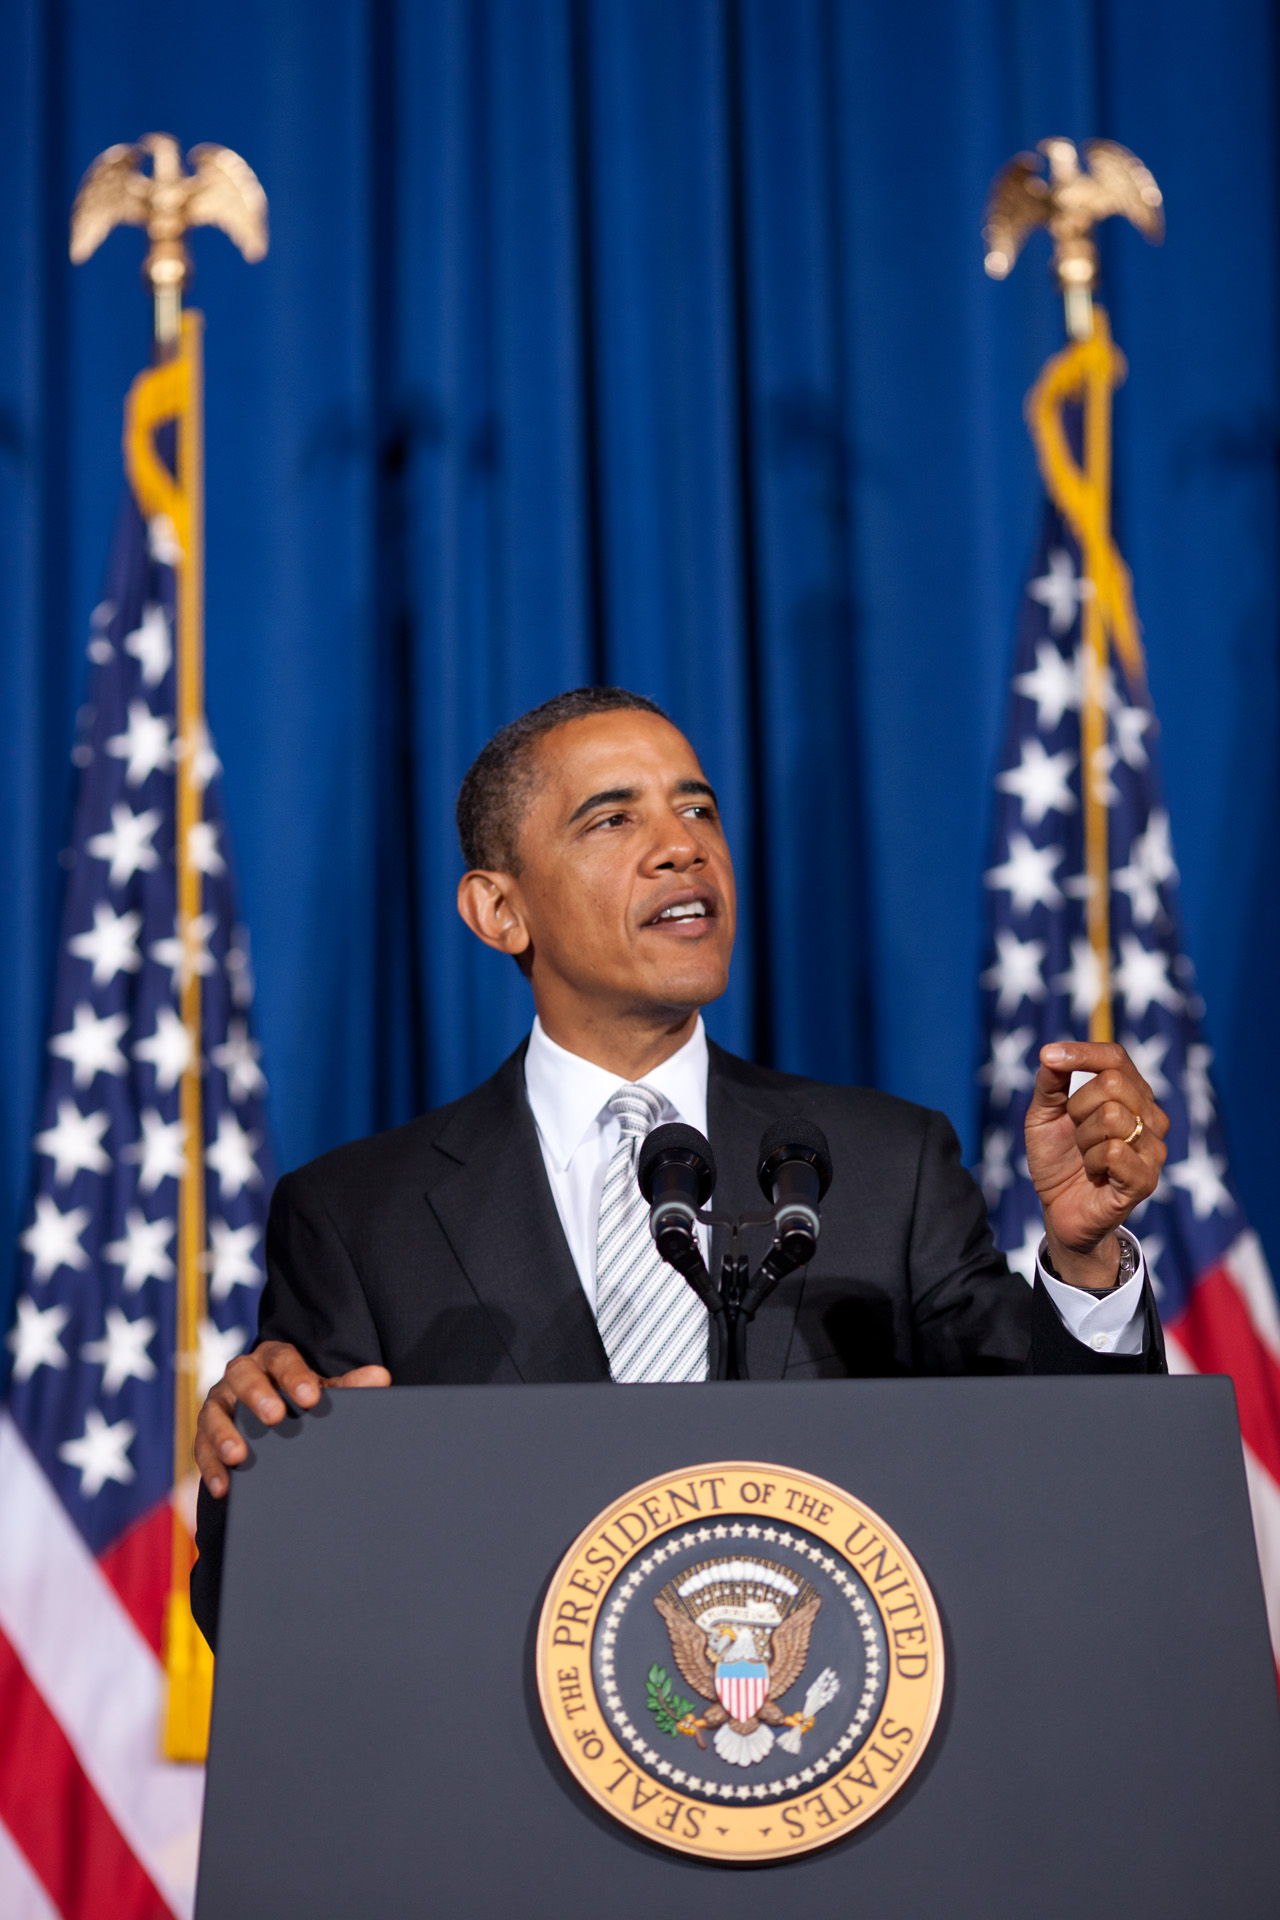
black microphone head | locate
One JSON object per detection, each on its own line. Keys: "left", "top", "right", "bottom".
{"left": 637, "top": 1122, "right": 717, "bottom": 1206}
{"left": 756, "top": 1116, "right": 833, "bottom": 1201}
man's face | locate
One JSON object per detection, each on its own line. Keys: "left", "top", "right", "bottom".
{"left": 499, "top": 710, "right": 736, "bottom": 1023}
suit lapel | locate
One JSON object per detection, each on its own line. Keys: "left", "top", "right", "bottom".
{"left": 422, "top": 1047, "right": 610, "bottom": 1383}
{"left": 706, "top": 1045, "right": 804, "bottom": 1381}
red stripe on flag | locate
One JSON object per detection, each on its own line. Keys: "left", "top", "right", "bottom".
{"left": 0, "top": 1624, "right": 172, "bottom": 1920}
{"left": 98, "top": 1501, "right": 173, "bottom": 1660}
{"left": 1169, "top": 1265, "right": 1280, "bottom": 1488}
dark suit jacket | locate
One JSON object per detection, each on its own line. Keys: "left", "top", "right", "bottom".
{"left": 192, "top": 1039, "right": 1164, "bottom": 1644}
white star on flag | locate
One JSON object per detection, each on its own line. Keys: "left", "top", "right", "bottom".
{"left": 1167, "top": 1136, "right": 1233, "bottom": 1220}
{"left": 19, "top": 1194, "right": 92, "bottom": 1281}
{"left": 1113, "top": 934, "right": 1182, "bottom": 1019}
{"left": 1027, "top": 548, "right": 1094, "bottom": 634}
{"left": 211, "top": 1018, "right": 267, "bottom": 1102}
{"left": 6, "top": 1296, "right": 71, "bottom": 1382}
{"left": 1003, "top": 1219, "right": 1044, "bottom": 1286}
{"left": 57, "top": 1409, "right": 137, "bottom": 1498}
{"left": 1052, "top": 937, "right": 1104, "bottom": 1023}
{"left": 976, "top": 1127, "right": 1014, "bottom": 1205}
{"left": 980, "top": 929, "right": 1047, "bottom": 1016}
{"left": 1182, "top": 1044, "right": 1216, "bottom": 1129}
{"left": 1111, "top": 701, "right": 1153, "bottom": 769}
{"left": 122, "top": 1110, "right": 187, "bottom": 1194}
{"left": 33, "top": 1100, "right": 111, "bottom": 1185}
{"left": 150, "top": 911, "right": 217, "bottom": 992}
{"left": 1112, "top": 809, "right": 1178, "bottom": 926}
{"left": 66, "top": 901, "right": 143, "bottom": 984}
{"left": 1013, "top": 641, "right": 1081, "bottom": 730}
{"left": 147, "top": 514, "right": 183, "bottom": 563}
{"left": 226, "top": 935, "right": 255, "bottom": 1007}
{"left": 206, "top": 1111, "right": 263, "bottom": 1200}
{"left": 979, "top": 1028, "right": 1035, "bottom": 1107}
{"left": 48, "top": 1003, "right": 129, "bottom": 1088}
{"left": 122, "top": 601, "right": 172, "bottom": 684}
{"left": 103, "top": 1207, "right": 176, "bottom": 1290}
{"left": 81, "top": 1307, "right": 158, "bottom": 1396}
{"left": 198, "top": 1317, "right": 249, "bottom": 1398}
{"left": 104, "top": 700, "right": 174, "bottom": 786}
{"left": 1122, "top": 1031, "right": 1172, "bottom": 1100}
{"left": 188, "top": 820, "right": 226, "bottom": 875}
{"left": 995, "top": 739, "right": 1077, "bottom": 826}
{"left": 1140, "top": 1234, "right": 1165, "bottom": 1299}
{"left": 184, "top": 718, "right": 222, "bottom": 793}
{"left": 983, "top": 834, "right": 1065, "bottom": 914}
{"left": 1088, "top": 742, "right": 1121, "bottom": 808}
{"left": 133, "top": 1005, "right": 194, "bottom": 1092}
{"left": 203, "top": 1218, "right": 263, "bottom": 1301}
{"left": 85, "top": 802, "right": 162, "bottom": 887}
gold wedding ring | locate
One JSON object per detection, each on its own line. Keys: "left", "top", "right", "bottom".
{"left": 1123, "top": 1115, "right": 1144, "bottom": 1148}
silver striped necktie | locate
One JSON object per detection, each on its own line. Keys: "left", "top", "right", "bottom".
{"left": 594, "top": 1083, "right": 708, "bottom": 1383}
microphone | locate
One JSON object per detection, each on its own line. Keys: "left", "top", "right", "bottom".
{"left": 744, "top": 1118, "right": 833, "bottom": 1312}
{"left": 637, "top": 1123, "right": 717, "bottom": 1267}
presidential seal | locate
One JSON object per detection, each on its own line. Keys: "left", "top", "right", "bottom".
{"left": 535, "top": 1462, "right": 943, "bottom": 1863}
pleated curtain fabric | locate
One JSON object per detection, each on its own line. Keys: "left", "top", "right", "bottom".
{"left": 594, "top": 1084, "right": 708, "bottom": 1383}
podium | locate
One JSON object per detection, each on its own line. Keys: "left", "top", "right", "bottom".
{"left": 196, "top": 1378, "right": 1280, "bottom": 1917}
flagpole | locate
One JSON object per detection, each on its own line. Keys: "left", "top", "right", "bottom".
{"left": 983, "top": 140, "right": 1161, "bottom": 1045}
{"left": 72, "top": 132, "right": 267, "bottom": 1762}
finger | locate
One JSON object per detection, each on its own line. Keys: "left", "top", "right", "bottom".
{"left": 324, "top": 1365, "right": 392, "bottom": 1389}
{"left": 1066, "top": 1065, "right": 1155, "bottom": 1123}
{"left": 1080, "top": 1135, "right": 1160, "bottom": 1193}
{"left": 195, "top": 1380, "right": 247, "bottom": 1495}
{"left": 1038, "top": 1041, "right": 1145, "bottom": 1103}
{"left": 254, "top": 1340, "right": 327, "bottom": 1411}
{"left": 1070, "top": 1099, "right": 1148, "bottom": 1154}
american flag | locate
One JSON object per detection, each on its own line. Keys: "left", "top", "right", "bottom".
{"left": 0, "top": 488, "right": 271, "bottom": 1917}
{"left": 977, "top": 492, "right": 1280, "bottom": 1674}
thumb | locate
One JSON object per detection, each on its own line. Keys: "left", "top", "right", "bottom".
{"left": 324, "top": 1364, "right": 392, "bottom": 1389}
{"left": 1027, "top": 1042, "right": 1085, "bottom": 1118}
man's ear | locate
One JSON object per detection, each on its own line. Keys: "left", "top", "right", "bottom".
{"left": 456, "top": 869, "right": 532, "bottom": 960}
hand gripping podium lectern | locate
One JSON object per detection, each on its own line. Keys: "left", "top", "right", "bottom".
{"left": 195, "top": 1378, "right": 1280, "bottom": 1918}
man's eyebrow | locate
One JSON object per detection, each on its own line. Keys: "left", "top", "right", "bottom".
{"left": 566, "top": 786, "right": 640, "bottom": 825}
{"left": 675, "top": 779, "right": 718, "bottom": 806}
{"left": 565, "top": 779, "right": 718, "bottom": 826}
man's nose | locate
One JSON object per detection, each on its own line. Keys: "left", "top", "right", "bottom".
{"left": 649, "top": 821, "right": 706, "bottom": 872}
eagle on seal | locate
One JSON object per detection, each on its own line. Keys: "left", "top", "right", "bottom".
{"left": 653, "top": 1558, "right": 839, "bottom": 1767}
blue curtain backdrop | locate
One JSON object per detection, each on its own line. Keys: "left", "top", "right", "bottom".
{"left": 2, "top": 0, "right": 1277, "bottom": 1341}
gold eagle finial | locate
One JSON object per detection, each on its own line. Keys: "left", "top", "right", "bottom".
{"left": 983, "top": 138, "right": 1163, "bottom": 337}
{"left": 70, "top": 134, "right": 267, "bottom": 343}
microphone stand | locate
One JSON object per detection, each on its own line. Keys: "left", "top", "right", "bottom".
{"left": 686, "top": 1208, "right": 800, "bottom": 1381}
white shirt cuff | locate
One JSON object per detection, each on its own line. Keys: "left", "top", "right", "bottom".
{"left": 1035, "top": 1229, "right": 1147, "bottom": 1358}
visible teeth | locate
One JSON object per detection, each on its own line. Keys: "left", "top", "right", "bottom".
{"left": 658, "top": 902, "right": 707, "bottom": 921}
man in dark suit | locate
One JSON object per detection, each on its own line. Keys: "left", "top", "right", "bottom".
{"left": 192, "top": 689, "right": 1168, "bottom": 1644}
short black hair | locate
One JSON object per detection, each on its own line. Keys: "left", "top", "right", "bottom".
{"left": 456, "top": 686, "right": 669, "bottom": 872}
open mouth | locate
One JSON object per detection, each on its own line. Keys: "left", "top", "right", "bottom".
{"left": 643, "top": 893, "right": 716, "bottom": 930}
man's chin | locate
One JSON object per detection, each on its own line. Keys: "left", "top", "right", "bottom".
{"left": 631, "top": 958, "right": 732, "bottom": 1016}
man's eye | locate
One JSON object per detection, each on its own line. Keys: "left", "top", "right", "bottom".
{"left": 591, "top": 812, "right": 628, "bottom": 830}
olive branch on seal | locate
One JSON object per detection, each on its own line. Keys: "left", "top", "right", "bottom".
{"left": 646, "top": 1664, "right": 693, "bottom": 1738}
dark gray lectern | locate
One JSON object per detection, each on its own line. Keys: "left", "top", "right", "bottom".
{"left": 196, "top": 1379, "right": 1280, "bottom": 1918}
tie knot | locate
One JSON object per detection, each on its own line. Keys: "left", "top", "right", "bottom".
{"left": 607, "top": 1082, "right": 664, "bottom": 1139}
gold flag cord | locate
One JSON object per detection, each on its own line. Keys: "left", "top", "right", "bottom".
{"left": 1024, "top": 306, "right": 1147, "bottom": 1045}
{"left": 123, "top": 313, "right": 215, "bottom": 1760}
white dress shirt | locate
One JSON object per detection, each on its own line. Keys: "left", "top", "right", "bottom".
{"left": 523, "top": 1015, "right": 1148, "bottom": 1354}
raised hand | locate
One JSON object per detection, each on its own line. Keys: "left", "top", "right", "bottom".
{"left": 194, "top": 1339, "right": 391, "bottom": 1497}
{"left": 1024, "top": 1040, "right": 1168, "bottom": 1289}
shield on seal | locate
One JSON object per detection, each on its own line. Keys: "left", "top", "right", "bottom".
{"left": 715, "top": 1660, "right": 769, "bottom": 1722}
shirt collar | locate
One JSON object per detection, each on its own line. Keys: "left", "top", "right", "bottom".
{"left": 523, "top": 1015, "right": 709, "bottom": 1171}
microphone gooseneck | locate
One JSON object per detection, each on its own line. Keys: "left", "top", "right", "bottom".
{"left": 743, "top": 1117, "right": 834, "bottom": 1319}
{"left": 637, "top": 1123, "right": 720, "bottom": 1312}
